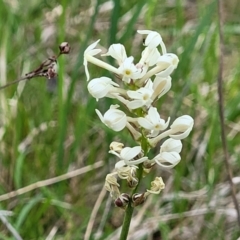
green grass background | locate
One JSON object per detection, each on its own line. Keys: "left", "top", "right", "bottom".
{"left": 0, "top": 0, "right": 239, "bottom": 239}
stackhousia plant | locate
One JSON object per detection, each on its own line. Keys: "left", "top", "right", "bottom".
{"left": 84, "top": 30, "right": 194, "bottom": 239}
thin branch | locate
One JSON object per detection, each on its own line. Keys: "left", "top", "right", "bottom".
{"left": 0, "top": 161, "right": 103, "bottom": 202}
{"left": 0, "top": 214, "right": 23, "bottom": 240}
{"left": 84, "top": 185, "right": 107, "bottom": 240}
{"left": 216, "top": 0, "right": 240, "bottom": 227}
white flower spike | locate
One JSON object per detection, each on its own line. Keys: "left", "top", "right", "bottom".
{"left": 84, "top": 29, "right": 194, "bottom": 205}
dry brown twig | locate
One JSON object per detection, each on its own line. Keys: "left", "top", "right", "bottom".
{"left": 0, "top": 42, "right": 70, "bottom": 90}
{"left": 0, "top": 161, "right": 103, "bottom": 202}
{"left": 216, "top": 0, "right": 240, "bottom": 227}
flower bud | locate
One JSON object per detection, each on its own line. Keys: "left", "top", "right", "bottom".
{"left": 127, "top": 177, "right": 138, "bottom": 188}
{"left": 59, "top": 42, "right": 70, "bottom": 54}
{"left": 96, "top": 105, "right": 127, "bottom": 132}
{"left": 170, "top": 115, "right": 194, "bottom": 140}
{"left": 114, "top": 193, "right": 130, "bottom": 208}
{"left": 132, "top": 193, "right": 146, "bottom": 207}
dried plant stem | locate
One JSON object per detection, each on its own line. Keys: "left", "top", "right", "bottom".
{"left": 217, "top": 0, "right": 240, "bottom": 227}
{"left": 0, "top": 77, "right": 31, "bottom": 90}
{"left": 0, "top": 161, "right": 103, "bottom": 202}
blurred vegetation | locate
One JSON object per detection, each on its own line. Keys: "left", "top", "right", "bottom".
{"left": 0, "top": 0, "right": 239, "bottom": 239}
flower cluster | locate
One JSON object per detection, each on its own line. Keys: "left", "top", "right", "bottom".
{"left": 84, "top": 30, "right": 194, "bottom": 207}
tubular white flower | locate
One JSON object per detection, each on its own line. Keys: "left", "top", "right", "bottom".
{"left": 138, "top": 107, "right": 170, "bottom": 137}
{"left": 127, "top": 79, "right": 154, "bottom": 109}
{"left": 102, "top": 43, "right": 127, "bottom": 65}
{"left": 84, "top": 40, "right": 101, "bottom": 81}
{"left": 139, "top": 47, "right": 161, "bottom": 67}
{"left": 153, "top": 151, "right": 181, "bottom": 169}
{"left": 95, "top": 105, "right": 127, "bottom": 132}
{"left": 110, "top": 146, "right": 148, "bottom": 167}
{"left": 137, "top": 30, "right": 166, "bottom": 53}
{"left": 87, "top": 77, "right": 119, "bottom": 100}
{"left": 151, "top": 138, "right": 182, "bottom": 168}
{"left": 151, "top": 76, "right": 172, "bottom": 101}
{"left": 118, "top": 56, "right": 142, "bottom": 83}
{"left": 126, "top": 122, "right": 141, "bottom": 140}
{"left": 160, "top": 138, "right": 182, "bottom": 153}
{"left": 84, "top": 40, "right": 120, "bottom": 81}
{"left": 156, "top": 53, "right": 179, "bottom": 77}
{"left": 170, "top": 115, "right": 194, "bottom": 140}
{"left": 148, "top": 115, "right": 194, "bottom": 147}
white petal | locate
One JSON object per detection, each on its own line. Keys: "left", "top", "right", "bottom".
{"left": 154, "top": 152, "right": 181, "bottom": 169}
{"left": 102, "top": 44, "right": 127, "bottom": 65}
{"left": 152, "top": 76, "right": 172, "bottom": 100}
{"left": 169, "top": 127, "right": 192, "bottom": 140}
{"left": 160, "top": 138, "right": 182, "bottom": 153}
{"left": 95, "top": 109, "right": 105, "bottom": 124}
{"left": 115, "top": 160, "right": 126, "bottom": 169}
{"left": 127, "top": 100, "right": 144, "bottom": 109}
{"left": 127, "top": 90, "right": 141, "bottom": 100}
{"left": 138, "top": 117, "right": 153, "bottom": 129}
{"left": 125, "top": 156, "right": 148, "bottom": 165}
{"left": 84, "top": 39, "right": 101, "bottom": 55}
{"left": 121, "top": 146, "right": 141, "bottom": 161}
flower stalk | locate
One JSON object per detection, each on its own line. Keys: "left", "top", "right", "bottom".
{"left": 84, "top": 30, "right": 194, "bottom": 239}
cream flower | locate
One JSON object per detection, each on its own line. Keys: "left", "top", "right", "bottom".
{"left": 127, "top": 79, "right": 154, "bottom": 109}
{"left": 84, "top": 40, "right": 120, "bottom": 81}
{"left": 105, "top": 173, "right": 120, "bottom": 199}
{"left": 138, "top": 107, "right": 170, "bottom": 137}
{"left": 110, "top": 146, "right": 148, "bottom": 167}
{"left": 87, "top": 77, "right": 119, "bottom": 100}
{"left": 118, "top": 57, "right": 141, "bottom": 83}
{"left": 95, "top": 105, "right": 127, "bottom": 132}
{"left": 110, "top": 141, "right": 124, "bottom": 153}
{"left": 156, "top": 53, "right": 179, "bottom": 77}
{"left": 148, "top": 115, "right": 194, "bottom": 146}
{"left": 102, "top": 43, "right": 127, "bottom": 65}
{"left": 152, "top": 138, "right": 182, "bottom": 168}
{"left": 84, "top": 40, "right": 101, "bottom": 81}
{"left": 137, "top": 30, "right": 166, "bottom": 53}
{"left": 146, "top": 177, "right": 165, "bottom": 194}
{"left": 139, "top": 46, "right": 161, "bottom": 67}
{"left": 170, "top": 115, "right": 194, "bottom": 140}
{"left": 151, "top": 76, "right": 172, "bottom": 101}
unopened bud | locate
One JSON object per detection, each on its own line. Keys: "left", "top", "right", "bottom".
{"left": 132, "top": 193, "right": 146, "bottom": 207}
{"left": 115, "top": 193, "right": 130, "bottom": 208}
{"left": 127, "top": 177, "right": 138, "bottom": 188}
{"left": 59, "top": 42, "right": 70, "bottom": 54}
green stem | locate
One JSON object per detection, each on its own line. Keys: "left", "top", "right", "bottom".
{"left": 119, "top": 201, "right": 134, "bottom": 240}
{"left": 119, "top": 110, "right": 149, "bottom": 239}
{"left": 119, "top": 164, "right": 144, "bottom": 239}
